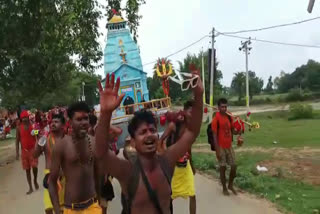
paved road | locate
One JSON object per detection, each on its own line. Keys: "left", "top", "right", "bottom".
{"left": 0, "top": 145, "right": 281, "bottom": 214}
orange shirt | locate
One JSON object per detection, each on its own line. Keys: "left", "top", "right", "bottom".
{"left": 211, "top": 112, "right": 233, "bottom": 149}
{"left": 19, "top": 124, "right": 36, "bottom": 151}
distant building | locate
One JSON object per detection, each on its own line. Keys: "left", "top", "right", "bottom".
{"left": 104, "top": 14, "right": 149, "bottom": 105}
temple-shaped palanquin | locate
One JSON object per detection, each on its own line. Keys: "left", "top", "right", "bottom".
{"left": 104, "top": 13, "right": 149, "bottom": 107}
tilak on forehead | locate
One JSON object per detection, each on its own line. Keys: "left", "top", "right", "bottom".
{"left": 79, "top": 112, "right": 88, "bottom": 117}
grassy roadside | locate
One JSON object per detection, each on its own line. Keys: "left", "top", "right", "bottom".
{"left": 194, "top": 109, "right": 320, "bottom": 213}
{"left": 196, "top": 110, "right": 320, "bottom": 148}
{"left": 0, "top": 129, "right": 16, "bottom": 148}
{"left": 192, "top": 152, "right": 320, "bottom": 214}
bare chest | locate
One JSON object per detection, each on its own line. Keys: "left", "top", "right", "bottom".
{"left": 64, "top": 141, "right": 93, "bottom": 165}
{"left": 61, "top": 141, "right": 95, "bottom": 176}
{"left": 132, "top": 167, "right": 171, "bottom": 211}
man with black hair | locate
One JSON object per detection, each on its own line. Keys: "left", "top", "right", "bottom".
{"left": 123, "top": 96, "right": 135, "bottom": 115}
{"left": 34, "top": 113, "right": 65, "bottom": 214}
{"left": 159, "top": 101, "right": 196, "bottom": 214}
{"left": 95, "top": 72, "right": 203, "bottom": 214}
{"left": 49, "top": 102, "right": 102, "bottom": 214}
{"left": 88, "top": 114, "right": 98, "bottom": 136}
{"left": 16, "top": 110, "right": 39, "bottom": 195}
{"left": 211, "top": 98, "right": 238, "bottom": 196}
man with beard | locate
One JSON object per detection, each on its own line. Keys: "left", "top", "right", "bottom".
{"left": 49, "top": 102, "right": 101, "bottom": 214}
{"left": 16, "top": 110, "right": 39, "bottom": 194}
{"left": 34, "top": 113, "right": 65, "bottom": 214}
{"left": 95, "top": 72, "right": 203, "bottom": 214}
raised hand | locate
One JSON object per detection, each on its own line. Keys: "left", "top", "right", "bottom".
{"left": 98, "top": 73, "right": 125, "bottom": 113}
{"left": 191, "top": 67, "right": 204, "bottom": 96}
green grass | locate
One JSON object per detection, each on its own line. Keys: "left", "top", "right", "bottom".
{"left": 193, "top": 152, "right": 320, "bottom": 214}
{"left": 197, "top": 110, "right": 320, "bottom": 148}
{"left": 0, "top": 129, "right": 16, "bottom": 148}
{"left": 228, "top": 93, "right": 288, "bottom": 102}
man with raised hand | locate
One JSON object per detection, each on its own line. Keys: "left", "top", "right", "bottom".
{"left": 95, "top": 71, "right": 203, "bottom": 214}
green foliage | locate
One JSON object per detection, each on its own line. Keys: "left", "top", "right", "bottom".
{"left": 0, "top": 0, "right": 103, "bottom": 110}
{"left": 264, "top": 76, "right": 274, "bottom": 94}
{"left": 106, "top": 0, "right": 122, "bottom": 19}
{"left": 230, "top": 71, "right": 264, "bottom": 101}
{"left": 154, "top": 87, "right": 165, "bottom": 99}
{"left": 286, "top": 88, "right": 303, "bottom": 102}
{"left": 231, "top": 72, "right": 246, "bottom": 101}
{"left": 125, "top": 0, "right": 145, "bottom": 42}
{"left": 106, "top": 0, "right": 146, "bottom": 42}
{"left": 249, "top": 71, "right": 264, "bottom": 99}
{"left": 289, "top": 103, "right": 314, "bottom": 120}
{"left": 147, "top": 76, "right": 161, "bottom": 100}
{"left": 192, "top": 152, "right": 216, "bottom": 171}
{"left": 196, "top": 110, "right": 320, "bottom": 148}
{"left": 0, "top": 0, "right": 145, "bottom": 109}
{"left": 274, "top": 60, "right": 320, "bottom": 93}
{"left": 193, "top": 152, "right": 320, "bottom": 214}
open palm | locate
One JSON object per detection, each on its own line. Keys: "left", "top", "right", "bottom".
{"left": 98, "top": 73, "right": 125, "bottom": 113}
{"left": 191, "top": 69, "right": 204, "bottom": 96}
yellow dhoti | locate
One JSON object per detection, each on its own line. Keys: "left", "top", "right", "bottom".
{"left": 171, "top": 160, "right": 195, "bottom": 199}
{"left": 63, "top": 202, "right": 102, "bottom": 214}
{"left": 43, "top": 169, "right": 65, "bottom": 210}
{"left": 44, "top": 187, "right": 53, "bottom": 210}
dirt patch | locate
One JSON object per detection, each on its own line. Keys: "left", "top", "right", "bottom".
{"left": 258, "top": 148, "right": 320, "bottom": 186}
{"left": 261, "top": 157, "right": 320, "bottom": 186}
{"left": 193, "top": 145, "right": 320, "bottom": 186}
{"left": 0, "top": 143, "right": 16, "bottom": 166}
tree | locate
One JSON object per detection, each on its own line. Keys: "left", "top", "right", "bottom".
{"left": 231, "top": 72, "right": 246, "bottom": 101}
{"left": 230, "top": 71, "right": 263, "bottom": 101}
{"left": 249, "top": 71, "right": 264, "bottom": 99}
{"left": 265, "top": 76, "right": 274, "bottom": 94}
{"left": 274, "top": 60, "right": 320, "bottom": 93}
{"left": 106, "top": 0, "right": 146, "bottom": 42}
{"left": 147, "top": 76, "right": 161, "bottom": 100}
{"left": 72, "top": 72, "right": 101, "bottom": 108}
{"left": 0, "top": 0, "right": 146, "bottom": 110}
{"left": 0, "top": 0, "right": 103, "bottom": 109}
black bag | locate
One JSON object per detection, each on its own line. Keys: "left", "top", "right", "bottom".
{"left": 43, "top": 173, "right": 50, "bottom": 189}
{"left": 100, "top": 176, "right": 115, "bottom": 201}
{"left": 207, "top": 123, "right": 215, "bottom": 151}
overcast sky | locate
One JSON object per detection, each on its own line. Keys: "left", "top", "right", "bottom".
{"left": 96, "top": 0, "right": 320, "bottom": 87}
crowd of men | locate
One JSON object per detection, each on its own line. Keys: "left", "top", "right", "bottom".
{"left": 14, "top": 70, "right": 241, "bottom": 214}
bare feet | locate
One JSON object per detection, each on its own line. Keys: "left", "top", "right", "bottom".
{"left": 26, "top": 189, "right": 33, "bottom": 195}
{"left": 223, "top": 188, "right": 230, "bottom": 196}
{"left": 228, "top": 186, "right": 238, "bottom": 195}
{"left": 34, "top": 181, "right": 39, "bottom": 190}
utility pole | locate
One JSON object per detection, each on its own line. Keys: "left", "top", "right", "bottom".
{"left": 201, "top": 47, "right": 206, "bottom": 104}
{"left": 308, "top": 0, "right": 315, "bottom": 13}
{"left": 239, "top": 38, "right": 252, "bottom": 111}
{"left": 209, "top": 27, "right": 215, "bottom": 106}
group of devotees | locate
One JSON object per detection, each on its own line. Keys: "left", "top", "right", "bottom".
{"left": 15, "top": 70, "right": 240, "bottom": 214}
